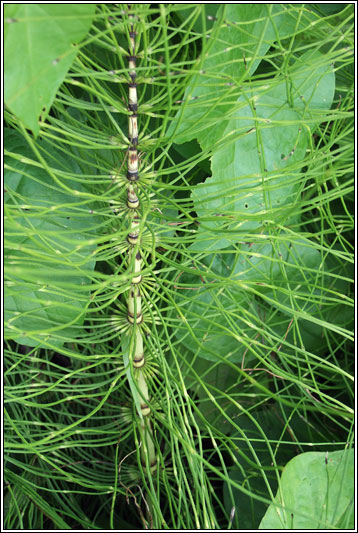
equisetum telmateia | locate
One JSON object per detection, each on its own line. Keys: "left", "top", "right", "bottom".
{"left": 124, "top": 10, "right": 157, "bottom": 472}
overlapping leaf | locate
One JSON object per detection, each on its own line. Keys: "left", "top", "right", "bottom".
{"left": 4, "top": 129, "right": 98, "bottom": 347}
{"left": 190, "top": 50, "right": 335, "bottom": 250}
{"left": 259, "top": 449, "right": 354, "bottom": 529}
{"left": 4, "top": 4, "right": 96, "bottom": 135}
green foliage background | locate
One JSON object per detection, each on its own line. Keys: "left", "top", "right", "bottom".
{"left": 4, "top": 4, "right": 354, "bottom": 530}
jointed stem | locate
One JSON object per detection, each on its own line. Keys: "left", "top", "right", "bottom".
{"left": 125, "top": 9, "right": 156, "bottom": 471}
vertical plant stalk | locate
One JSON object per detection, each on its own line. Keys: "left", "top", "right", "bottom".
{"left": 126, "top": 11, "right": 156, "bottom": 471}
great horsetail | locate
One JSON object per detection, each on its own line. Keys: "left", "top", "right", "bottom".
{"left": 124, "top": 8, "right": 156, "bottom": 470}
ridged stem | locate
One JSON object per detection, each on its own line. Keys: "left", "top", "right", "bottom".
{"left": 126, "top": 10, "right": 156, "bottom": 471}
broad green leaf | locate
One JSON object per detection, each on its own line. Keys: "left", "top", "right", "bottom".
{"left": 4, "top": 129, "right": 98, "bottom": 347}
{"left": 202, "top": 236, "right": 321, "bottom": 288}
{"left": 223, "top": 406, "right": 338, "bottom": 529}
{"left": 223, "top": 407, "right": 295, "bottom": 530}
{"left": 174, "top": 271, "right": 260, "bottom": 363}
{"left": 182, "top": 354, "right": 244, "bottom": 433}
{"left": 258, "top": 243, "right": 353, "bottom": 348}
{"left": 190, "top": 50, "right": 335, "bottom": 250}
{"left": 173, "top": 235, "right": 326, "bottom": 363}
{"left": 4, "top": 4, "right": 96, "bottom": 135}
{"left": 199, "top": 48, "right": 336, "bottom": 152}
{"left": 259, "top": 449, "right": 354, "bottom": 529}
{"left": 168, "top": 4, "right": 306, "bottom": 144}
{"left": 176, "top": 4, "right": 220, "bottom": 33}
{"left": 178, "top": 234, "right": 351, "bottom": 362}
{"left": 313, "top": 4, "right": 349, "bottom": 16}
{"left": 145, "top": 190, "right": 178, "bottom": 243}
{"left": 206, "top": 237, "right": 352, "bottom": 353}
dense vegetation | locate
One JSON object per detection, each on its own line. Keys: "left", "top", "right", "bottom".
{"left": 4, "top": 4, "right": 354, "bottom": 529}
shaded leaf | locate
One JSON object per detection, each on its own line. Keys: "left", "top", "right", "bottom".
{"left": 4, "top": 129, "right": 98, "bottom": 347}
{"left": 173, "top": 271, "right": 259, "bottom": 363}
{"left": 169, "top": 4, "right": 306, "bottom": 144}
{"left": 259, "top": 449, "right": 354, "bottom": 529}
{"left": 190, "top": 50, "right": 335, "bottom": 250}
{"left": 4, "top": 4, "right": 96, "bottom": 135}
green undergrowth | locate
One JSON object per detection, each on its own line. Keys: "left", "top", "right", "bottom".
{"left": 4, "top": 4, "right": 354, "bottom": 530}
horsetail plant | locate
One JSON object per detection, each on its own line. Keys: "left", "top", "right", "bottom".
{"left": 123, "top": 10, "right": 156, "bottom": 472}
{"left": 4, "top": 4, "right": 354, "bottom": 530}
